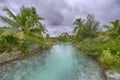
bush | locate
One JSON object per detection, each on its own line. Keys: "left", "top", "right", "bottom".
{"left": 39, "top": 43, "right": 51, "bottom": 50}
{"left": 19, "top": 40, "right": 30, "bottom": 56}
{"left": 77, "top": 39, "right": 100, "bottom": 56}
{"left": 0, "top": 35, "right": 18, "bottom": 50}
{"left": 100, "top": 49, "right": 120, "bottom": 70}
{"left": 100, "top": 39, "right": 120, "bottom": 55}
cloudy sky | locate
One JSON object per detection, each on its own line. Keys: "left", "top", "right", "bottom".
{"left": 0, "top": 0, "right": 120, "bottom": 36}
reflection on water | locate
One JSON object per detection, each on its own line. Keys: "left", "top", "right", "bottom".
{"left": 0, "top": 43, "right": 105, "bottom": 80}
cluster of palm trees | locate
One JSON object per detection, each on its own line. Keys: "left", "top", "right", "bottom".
{"left": 73, "top": 14, "right": 100, "bottom": 41}
{"left": 72, "top": 14, "right": 120, "bottom": 70}
{"left": 0, "top": 6, "right": 120, "bottom": 70}
{"left": 0, "top": 6, "right": 49, "bottom": 55}
{"left": 104, "top": 19, "right": 120, "bottom": 39}
{"left": 57, "top": 32, "right": 75, "bottom": 42}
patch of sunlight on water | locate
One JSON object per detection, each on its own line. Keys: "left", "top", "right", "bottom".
{"left": 0, "top": 43, "right": 105, "bottom": 80}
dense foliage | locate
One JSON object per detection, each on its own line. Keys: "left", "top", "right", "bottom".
{"left": 73, "top": 14, "right": 99, "bottom": 41}
{"left": 0, "top": 6, "right": 51, "bottom": 56}
{"left": 57, "top": 32, "right": 75, "bottom": 42}
{"left": 56, "top": 15, "right": 120, "bottom": 71}
{"left": 73, "top": 17, "right": 120, "bottom": 71}
{"left": 0, "top": 6, "right": 119, "bottom": 72}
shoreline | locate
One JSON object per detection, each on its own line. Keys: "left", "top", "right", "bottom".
{"left": 90, "top": 55, "right": 107, "bottom": 80}
{"left": 73, "top": 43, "right": 120, "bottom": 80}
{"left": 0, "top": 43, "right": 120, "bottom": 80}
{"left": 0, "top": 44, "right": 44, "bottom": 66}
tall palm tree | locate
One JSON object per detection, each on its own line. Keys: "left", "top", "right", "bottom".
{"left": 73, "top": 18, "right": 85, "bottom": 35}
{"left": 104, "top": 19, "right": 120, "bottom": 38}
{"left": 73, "top": 14, "right": 99, "bottom": 41}
{"left": 73, "top": 18, "right": 85, "bottom": 41}
{"left": 0, "top": 6, "right": 46, "bottom": 43}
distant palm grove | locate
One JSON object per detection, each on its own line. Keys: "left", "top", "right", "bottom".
{"left": 0, "top": 6, "right": 120, "bottom": 72}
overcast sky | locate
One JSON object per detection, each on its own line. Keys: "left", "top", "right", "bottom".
{"left": 0, "top": 0, "right": 120, "bottom": 36}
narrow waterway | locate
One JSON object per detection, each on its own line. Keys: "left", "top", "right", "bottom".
{"left": 0, "top": 43, "right": 105, "bottom": 80}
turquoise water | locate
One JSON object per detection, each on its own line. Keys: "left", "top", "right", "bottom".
{"left": 0, "top": 43, "right": 105, "bottom": 80}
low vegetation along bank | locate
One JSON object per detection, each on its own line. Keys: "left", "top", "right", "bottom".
{"left": 0, "top": 6, "right": 120, "bottom": 79}
{"left": 0, "top": 6, "right": 57, "bottom": 65}
{"left": 57, "top": 15, "right": 120, "bottom": 74}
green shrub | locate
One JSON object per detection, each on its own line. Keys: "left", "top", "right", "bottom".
{"left": 39, "top": 43, "right": 51, "bottom": 50}
{"left": 77, "top": 39, "right": 100, "bottom": 56}
{"left": 0, "top": 35, "right": 18, "bottom": 50}
{"left": 101, "top": 49, "right": 120, "bottom": 70}
{"left": 19, "top": 40, "right": 30, "bottom": 56}
{"left": 2, "top": 51, "right": 9, "bottom": 57}
{"left": 12, "top": 51, "right": 21, "bottom": 55}
{"left": 100, "top": 39, "right": 120, "bottom": 55}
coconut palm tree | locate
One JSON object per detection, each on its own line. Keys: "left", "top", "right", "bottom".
{"left": 0, "top": 6, "right": 46, "bottom": 43}
{"left": 73, "top": 18, "right": 85, "bottom": 35}
{"left": 0, "top": 6, "right": 48, "bottom": 55}
{"left": 73, "top": 14, "right": 99, "bottom": 41}
{"left": 104, "top": 19, "right": 120, "bottom": 39}
{"left": 0, "top": 27, "right": 19, "bottom": 51}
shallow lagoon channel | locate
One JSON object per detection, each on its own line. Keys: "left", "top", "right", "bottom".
{"left": 0, "top": 43, "right": 106, "bottom": 80}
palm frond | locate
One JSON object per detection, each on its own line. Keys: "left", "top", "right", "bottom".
{"left": 0, "top": 16, "right": 19, "bottom": 28}
{"left": 73, "top": 26, "right": 79, "bottom": 34}
{"left": 25, "top": 32, "right": 46, "bottom": 44}
{"left": 3, "top": 7, "right": 16, "bottom": 20}
{"left": 104, "top": 25, "right": 112, "bottom": 29}
{"left": 30, "top": 28, "right": 43, "bottom": 33}
{"left": 0, "top": 28, "right": 16, "bottom": 37}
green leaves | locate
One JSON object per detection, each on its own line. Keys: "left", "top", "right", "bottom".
{"left": 0, "top": 16, "right": 19, "bottom": 28}
{"left": 100, "top": 39, "right": 120, "bottom": 55}
{"left": 3, "top": 7, "right": 16, "bottom": 20}
{"left": 104, "top": 19, "right": 120, "bottom": 39}
{"left": 73, "top": 18, "right": 85, "bottom": 34}
{"left": 101, "top": 49, "right": 120, "bottom": 70}
{"left": 0, "top": 6, "right": 49, "bottom": 55}
{"left": 0, "top": 6, "right": 45, "bottom": 33}
{"left": 0, "top": 35, "right": 18, "bottom": 50}
{"left": 19, "top": 40, "right": 30, "bottom": 56}
{"left": 0, "top": 6, "right": 46, "bottom": 41}
{"left": 73, "top": 14, "right": 100, "bottom": 41}
{"left": 57, "top": 32, "right": 74, "bottom": 42}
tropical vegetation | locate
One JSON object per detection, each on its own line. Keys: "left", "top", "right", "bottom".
{"left": 0, "top": 6, "right": 51, "bottom": 56}
{"left": 0, "top": 6, "right": 120, "bottom": 72}
{"left": 55, "top": 14, "right": 120, "bottom": 71}
{"left": 73, "top": 16, "right": 120, "bottom": 71}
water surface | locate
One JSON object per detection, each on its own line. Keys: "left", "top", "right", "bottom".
{"left": 0, "top": 43, "right": 105, "bottom": 80}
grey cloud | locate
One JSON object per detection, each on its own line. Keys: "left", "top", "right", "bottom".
{"left": 8, "top": 0, "right": 67, "bottom": 26}
{"left": 0, "top": 0, "right": 120, "bottom": 36}
{"left": 1, "top": 0, "right": 120, "bottom": 25}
